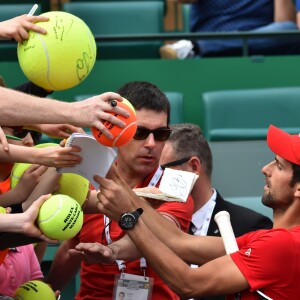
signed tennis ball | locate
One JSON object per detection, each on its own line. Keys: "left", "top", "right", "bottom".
{"left": 91, "top": 100, "right": 137, "bottom": 147}
{"left": 37, "top": 194, "right": 83, "bottom": 240}
{"left": 17, "top": 11, "right": 96, "bottom": 90}
{"left": 14, "top": 280, "right": 56, "bottom": 300}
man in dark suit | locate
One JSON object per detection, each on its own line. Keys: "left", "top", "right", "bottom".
{"left": 159, "top": 123, "right": 273, "bottom": 300}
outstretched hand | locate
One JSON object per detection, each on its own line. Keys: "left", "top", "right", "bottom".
{"left": 72, "top": 92, "right": 130, "bottom": 139}
{"left": 31, "top": 123, "right": 85, "bottom": 139}
{"left": 20, "top": 194, "right": 57, "bottom": 243}
{"left": 36, "top": 145, "right": 82, "bottom": 168}
{"left": 0, "top": 14, "right": 49, "bottom": 42}
{"left": 69, "top": 242, "right": 116, "bottom": 264}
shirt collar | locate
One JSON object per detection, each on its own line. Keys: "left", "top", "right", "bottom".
{"left": 192, "top": 189, "right": 217, "bottom": 229}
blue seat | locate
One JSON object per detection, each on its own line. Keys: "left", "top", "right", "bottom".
{"left": 180, "top": 3, "right": 191, "bottom": 33}
{"left": 201, "top": 87, "right": 300, "bottom": 141}
{"left": 63, "top": 1, "right": 164, "bottom": 59}
{"left": 201, "top": 87, "right": 300, "bottom": 198}
{"left": 164, "top": 91, "right": 184, "bottom": 124}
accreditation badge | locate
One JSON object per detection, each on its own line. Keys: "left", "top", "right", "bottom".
{"left": 113, "top": 272, "right": 153, "bottom": 300}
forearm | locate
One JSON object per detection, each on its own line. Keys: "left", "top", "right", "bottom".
{"left": 22, "top": 168, "right": 61, "bottom": 212}
{"left": 0, "top": 188, "right": 25, "bottom": 207}
{"left": 83, "top": 190, "right": 100, "bottom": 214}
{"left": 0, "top": 213, "right": 26, "bottom": 232}
{"left": 110, "top": 235, "right": 142, "bottom": 261}
{"left": 127, "top": 197, "right": 224, "bottom": 265}
{"left": 0, "top": 144, "right": 42, "bottom": 164}
{"left": 127, "top": 219, "right": 216, "bottom": 298}
{"left": 0, "top": 87, "right": 74, "bottom": 126}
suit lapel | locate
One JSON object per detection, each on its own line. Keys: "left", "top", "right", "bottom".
{"left": 207, "top": 191, "right": 226, "bottom": 236}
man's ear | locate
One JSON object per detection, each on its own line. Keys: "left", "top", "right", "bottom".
{"left": 186, "top": 156, "right": 201, "bottom": 175}
{"left": 294, "top": 182, "right": 300, "bottom": 198}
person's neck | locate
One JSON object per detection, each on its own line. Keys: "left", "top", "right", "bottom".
{"left": 272, "top": 202, "right": 300, "bottom": 230}
{"left": 191, "top": 178, "right": 214, "bottom": 213}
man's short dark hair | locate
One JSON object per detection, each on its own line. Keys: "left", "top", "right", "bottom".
{"left": 116, "top": 81, "right": 170, "bottom": 125}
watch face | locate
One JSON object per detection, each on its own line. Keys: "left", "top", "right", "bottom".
{"left": 119, "top": 213, "right": 136, "bottom": 230}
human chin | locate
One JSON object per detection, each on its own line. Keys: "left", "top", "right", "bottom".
{"left": 137, "top": 160, "right": 158, "bottom": 174}
{"left": 262, "top": 192, "right": 273, "bottom": 208}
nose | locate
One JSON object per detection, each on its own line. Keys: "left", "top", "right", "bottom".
{"left": 144, "top": 133, "right": 156, "bottom": 148}
{"left": 261, "top": 160, "right": 274, "bottom": 176}
{"left": 22, "top": 133, "right": 34, "bottom": 147}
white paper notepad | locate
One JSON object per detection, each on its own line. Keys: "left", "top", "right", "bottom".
{"left": 57, "top": 133, "right": 117, "bottom": 189}
{"left": 134, "top": 168, "right": 198, "bottom": 202}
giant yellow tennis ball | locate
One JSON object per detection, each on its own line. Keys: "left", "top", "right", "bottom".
{"left": 37, "top": 194, "right": 83, "bottom": 240}
{"left": 91, "top": 100, "right": 137, "bottom": 147}
{"left": 17, "top": 11, "right": 97, "bottom": 90}
{"left": 10, "top": 143, "right": 89, "bottom": 206}
{"left": 14, "top": 280, "right": 56, "bottom": 300}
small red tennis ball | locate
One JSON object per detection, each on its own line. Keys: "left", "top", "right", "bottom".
{"left": 91, "top": 100, "right": 137, "bottom": 147}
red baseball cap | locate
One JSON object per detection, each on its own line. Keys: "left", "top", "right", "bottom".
{"left": 267, "top": 125, "right": 300, "bottom": 165}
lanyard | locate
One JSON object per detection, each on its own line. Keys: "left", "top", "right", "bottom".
{"left": 104, "top": 167, "right": 163, "bottom": 272}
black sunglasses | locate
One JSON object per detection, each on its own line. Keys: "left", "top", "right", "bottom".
{"left": 13, "top": 129, "right": 42, "bottom": 145}
{"left": 160, "top": 157, "right": 191, "bottom": 170}
{"left": 133, "top": 126, "right": 172, "bottom": 141}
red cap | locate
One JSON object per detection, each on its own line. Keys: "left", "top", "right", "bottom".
{"left": 267, "top": 125, "right": 300, "bottom": 165}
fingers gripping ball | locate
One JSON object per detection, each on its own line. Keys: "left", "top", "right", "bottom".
{"left": 17, "top": 11, "right": 97, "bottom": 90}
{"left": 14, "top": 280, "right": 56, "bottom": 300}
{"left": 91, "top": 99, "right": 137, "bottom": 147}
{"left": 37, "top": 194, "right": 83, "bottom": 240}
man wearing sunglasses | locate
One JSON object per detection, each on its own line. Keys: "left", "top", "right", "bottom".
{"left": 47, "top": 81, "right": 194, "bottom": 300}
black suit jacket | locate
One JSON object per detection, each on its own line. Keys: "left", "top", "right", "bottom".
{"left": 192, "top": 191, "right": 273, "bottom": 300}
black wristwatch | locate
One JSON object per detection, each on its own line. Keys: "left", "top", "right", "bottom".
{"left": 118, "top": 208, "right": 143, "bottom": 230}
